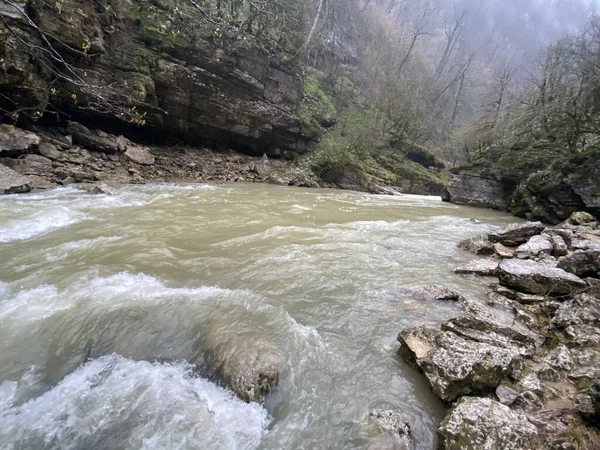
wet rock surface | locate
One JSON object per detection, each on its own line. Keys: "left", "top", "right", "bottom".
{"left": 368, "top": 409, "right": 413, "bottom": 450}
{"left": 397, "top": 215, "right": 600, "bottom": 449}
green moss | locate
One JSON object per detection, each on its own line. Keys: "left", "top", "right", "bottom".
{"left": 577, "top": 377, "right": 593, "bottom": 390}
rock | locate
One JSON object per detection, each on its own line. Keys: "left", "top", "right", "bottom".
{"left": 437, "top": 397, "right": 538, "bottom": 450}
{"left": 91, "top": 183, "right": 119, "bottom": 195}
{"left": 494, "top": 243, "right": 515, "bottom": 258}
{"left": 498, "top": 259, "right": 587, "bottom": 296}
{"left": 542, "top": 345, "right": 573, "bottom": 371}
{"left": 203, "top": 326, "right": 286, "bottom": 403}
{"left": 125, "top": 146, "right": 155, "bottom": 165}
{"left": 574, "top": 380, "right": 600, "bottom": 428}
{"left": 549, "top": 234, "right": 569, "bottom": 257}
{"left": 557, "top": 250, "right": 600, "bottom": 278}
{"left": 368, "top": 410, "right": 412, "bottom": 450}
{"left": 3, "top": 154, "right": 52, "bottom": 176}
{"left": 496, "top": 384, "right": 520, "bottom": 406}
{"left": 585, "top": 277, "right": 600, "bottom": 298}
{"left": 0, "top": 163, "right": 31, "bottom": 194}
{"left": 552, "top": 294, "right": 600, "bottom": 346}
{"left": 453, "top": 258, "right": 499, "bottom": 276}
{"left": 515, "top": 234, "right": 554, "bottom": 259}
{"left": 457, "top": 235, "right": 495, "bottom": 255}
{"left": 398, "top": 316, "right": 535, "bottom": 401}
{"left": 442, "top": 170, "right": 508, "bottom": 210}
{"left": 488, "top": 222, "right": 546, "bottom": 246}
{"left": 67, "top": 122, "right": 119, "bottom": 153}
{"left": 116, "top": 135, "right": 129, "bottom": 152}
{"left": 37, "top": 142, "right": 61, "bottom": 160}
{"left": 567, "top": 211, "right": 597, "bottom": 226}
{"left": 395, "top": 285, "right": 460, "bottom": 301}
{"left": 27, "top": 175, "right": 56, "bottom": 190}
{"left": 0, "top": 124, "right": 40, "bottom": 156}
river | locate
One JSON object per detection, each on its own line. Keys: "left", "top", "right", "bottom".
{"left": 0, "top": 183, "right": 518, "bottom": 450}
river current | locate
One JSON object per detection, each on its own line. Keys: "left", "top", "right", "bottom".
{"left": 0, "top": 183, "right": 518, "bottom": 449}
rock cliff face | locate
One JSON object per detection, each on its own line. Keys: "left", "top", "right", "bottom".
{"left": 0, "top": 0, "right": 310, "bottom": 158}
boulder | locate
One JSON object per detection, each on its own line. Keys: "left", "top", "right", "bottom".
{"left": 37, "top": 142, "right": 61, "bottom": 160}
{"left": 453, "top": 258, "right": 499, "bottom": 276}
{"left": 437, "top": 397, "right": 537, "bottom": 450}
{"left": 557, "top": 249, "right": 600, "bottom": 278}
{"left": 549, "top": 234, "right": 569, "bottom": 257}
{"left": 457, "top": 235, "right": 494, "bottom": 255}
{"left": 125, "top": 146, "right": 155, "bottom": 165}
{"left": 488, "top": 222, "right": 545, "bottom": 246}
{"left": 91, "top": 183, "right": 119, "bottom": 195}
{"left": 574, "top": 381, "right": 600, "bottom": 427}
{"left": 368, "top": 410, "right": 412, "bottom": 450}
{"left": 3, "top": 154, "right": 52, "bottom": 176}
{"left": 493, "top": 243, "right": 515, "bottom": 258}
{"left": 542, "top": 344, "right": 573, "bottom": 372}
{"left": 67, "top": 122, "right": 119, "bottom": 153}
{"left": 203, "top": 325, "right": 286, "bottom": 403}
{"left": 0, "top": 124, "right": 40, "bottom": 156}
{"left": 567, "top": 211, "right": 597, "bottom": 226}
{"left": 253, "top": 154, "right": 273, "bottom": 178}
{"left": 498, "top": 259, "right": 586, "bottom": 296}
{"left": 552, "top": 294, "right": 600, "bottom": 346}
{"left": 496, "top": 384, "right": 520, "bottom": 406}
{"left": 395, "top": 285, "right": 460, "bottom": 302}
{"left": 0, "top": 162, "right": 31, "bottom": 194}
{"left": 515, "top": 234, "right": 554, "bottom": 259}
{"left": 398, "top": 316, "right": 535, "bottom": 401}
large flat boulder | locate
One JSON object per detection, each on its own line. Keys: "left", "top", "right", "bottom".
{"left": 394, "top": 285, "right": 460, "bottom": 302}
{"left": 67, "top": 122, "right": 119, "bottom": 153}
{"left": 437, "top": 397, "right": 538, "bottom": 450}
{"left": 488, "top": 222, "right": 545, "bottom": 246}
{"left": 498, "top": 259, "right": 586, "bottom": 296}
{"left": 453, "top": 258, "right": 499, "bottom": 276}
{"left": 515, "top": 234, "right": 553, "bottom": 259}
{"left": 398, "top": 316, "right": 536, "bottom": 401}
{"left": 0, "top": 163, "right": 31, "bottom": 194}
{"left": 0, "top": 124, "right": 40, "bottom": 157}
{"left": 125, "top": 146, "right": 155, "bottom": 165}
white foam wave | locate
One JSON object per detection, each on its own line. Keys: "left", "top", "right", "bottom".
{"left": 0, "top": 207, "right": 85, "bottom": 243}
{"left": 0, "top": 355, "right": 269, "bottom": 450}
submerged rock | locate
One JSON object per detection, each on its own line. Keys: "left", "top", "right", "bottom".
{"left": 91, "top": 183, "right": 119, "bottom": 195}
{"left": 368, "top": 409, "right": 412, "bottom": 450}
{"left": 488, "top": 222, "right": 545, "bottom": 247}
{"left": 498, "top": 259, "right": 586, "bottom": 296}
{"left": 453, "top": 258, "right": 499, "bottom": 276}
{"left": 437, "top": 397, "right": 538, "bottom": 450}
{"left": 203, "top": 325, "right": 286, "bottom": 403}
{"left": 0, "top": 163, "right": 31, "bottom": 194}
{"left": 457, "top": 235, "right": 494, "bottom": 255}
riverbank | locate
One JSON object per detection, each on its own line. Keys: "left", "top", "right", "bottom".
{"left": 396, "top": 213, "right": 600, "bottom": 449}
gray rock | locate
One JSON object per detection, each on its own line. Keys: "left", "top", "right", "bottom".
{"left": 3, "top": 154, "right": 52, "bottom": 176}
{"left": 585, "top": 277, "right": 600, "bottom": 298}
{"left": 398, "top": 316, "right": 535, "bottom": 402}
{"left": 0, "top": 163, "right": 31, "bottom": 194}
{"left": 552, "top": 294, "right": 600, "bottom": 329}
{"left": 253, "top": 155, "right": 273, "bottom": 178}
{"left": 203, "top": 325, "right": 286, "bottom": 403}
{"left": 368, "top": 410, "right": 412, "bottom": 450}
{"left": 91, "top": 183, "right": 119, "bottom": 195}
{"left": 437, "top": 397, "right": 538, "bottom": 450}
{"left": 441, "top": 171, "right": 508, "bottom": 210}
{"left": 549, "top": 234, "right": 569, "bottom": 257}
{"left": 494, "top": 242, "right": 515, "bottom": 258}
{"left": 67, "top": 122, "right": 119, "bottom": 153}
{"left": 488, "top": 222, "right": 546, "bottom": 246}
{"left": 453, "top": 258, "right": 499, "bottom": 276}
{"left": 496, "top": 384, "right": 520, "bottom": 405}
{"left": 567, "top": 211, "right": 597, "bottom": 226}
{"left": 395, "top": 285, "right": 460, "bottom": 301}
{"left": 38, "top": 142, "right": 62, "bottom": 160}
{"left": 557, "top": 250, "right": 600, "bottom": 278}
{"left": 498, "top": 259, "right": 587, "bottom": 296}
{"left": 0, "top": 124, "right": 40, "bottom": 156}
{"left": 125, "top": 146, "right": 155, "bottom": 165}
{"left": 458, "top": 235, "right": 495, "bottom": 255}
{"left": 574, "top": 381, "right": 600, "bottom": 427}
{"left": 515, "top": 234, "right": 554, "bottom": 259}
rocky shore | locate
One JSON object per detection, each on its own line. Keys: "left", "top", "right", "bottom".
{"left": 394, "top": 212, "right": 600, "bottom": 449}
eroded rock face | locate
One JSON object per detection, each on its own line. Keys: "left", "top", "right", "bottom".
{"left": 0, "top": 163, "right": 31, "bottom": 194}
{"left": 0, "top": 125, "right": 40, "bottom": 157}
{"left": 437, "top": 397, "right": 538, "bottom": 450}
{"left": 368, "top": 410, "right": 412, "bottom": 450}
{"left": 398, "top": 316, "right": 535, "bottom": 401}
{"left": 442, "top": 170, "right": 508, "bottom": 210}
{"left": 488, "top": 222, "right": 545, "bottom": 246}
{"left": 498, "top": 259, "right": 586, "bottom": 296}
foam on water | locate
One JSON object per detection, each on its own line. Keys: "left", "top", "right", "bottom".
{"left": 0, "top": 355, "right": 269, "bottom": 450}
{"left": 0, "top": 207, "right": 86, "bottom": 243}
